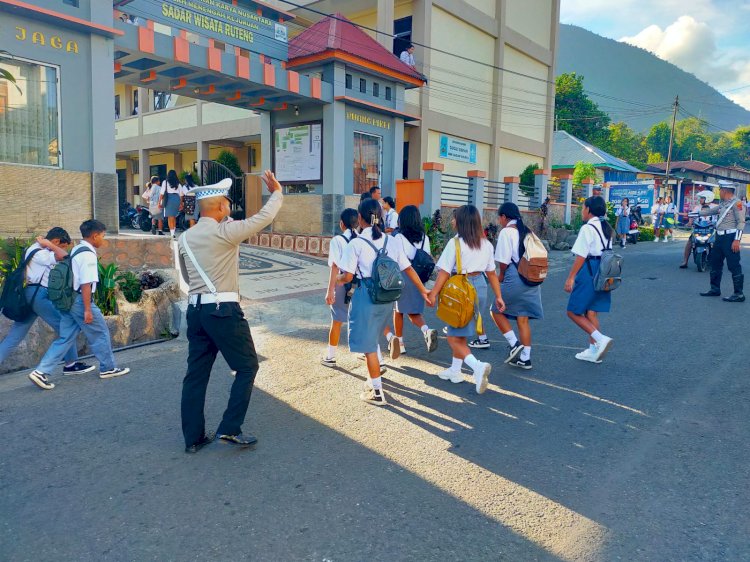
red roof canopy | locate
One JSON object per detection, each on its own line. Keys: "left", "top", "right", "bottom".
{"left": 288, "top": 14, "right": 424, "bottom": 85}
{"left": 648, "top": 160, "right": 713, "bottom": 173}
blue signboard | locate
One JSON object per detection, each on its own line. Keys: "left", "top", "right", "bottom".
{"left": 439, "top": 134, "right": 477, "bottom": 164}
{"left": 609, "top": 183, "right": 654, "bottom": 214}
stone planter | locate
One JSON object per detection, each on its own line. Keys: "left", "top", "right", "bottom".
{"left": 0, "top": 280, "right": 182, "bottom": 375}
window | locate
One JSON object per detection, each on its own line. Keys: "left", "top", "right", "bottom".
{"left": 154, "top": 91, "right": 171, "bottom": 111}
{"left": 373, "top": 83, "right": 380, "bottom": 97}
{"left": 353, "top": 132, "right": 382, "bottom": 194}
{"left": 385, "top": 87, "right": 392, "bottom": 101}
{"left": 393, "top": 16, "right": 412, "bottom": 56}
{"left": 345, "top": 74, "right": 352, "bottom": 89}
{"left": 132, "top": 90, "right": 139, "bottom": 115}
{"left": 115, "top": 95, "right": 121, "bottom": 120}
{"left": 0, "top": 56, "right": 61, "bottom": 167}
{"left": 359, "top": 78, "right": 366, "bottom": 93}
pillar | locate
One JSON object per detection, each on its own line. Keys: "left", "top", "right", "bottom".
{"left": 421, "top": 162, "right": 444, "bottom": 216}
{"left": 603, "top": 183, "right": 611, "bottom": 203}
{"left": 583, "top": 178, "right": 595, "bottom": 198}
{"left": 561, "top": 175, "right": 573, "bottom": 225}
{"left": 376, "top": 0, "right": 395, "bottom": 52}
{"left": 468, "top": 170, "right": 486, "bottom": 214}
{"left": 197, "top": 141, "right": 209, "bottom": 178}
{"left": 505, "top": 176, "right": 520, "bottom": 205}
{"left": 138, "top": 148, "right": 150, "bottom": 186}
{"left": 260, "top": 112, "right": 272, "bottom": 172}
{"left": 534, "top": 168, "right": 549, "bottom": 207}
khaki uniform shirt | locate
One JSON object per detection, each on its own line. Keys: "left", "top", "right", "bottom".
{"left": 178, "top": 191, "right": 283, "bottom": 295}
{"left": 700, "top": 197, "right": 745, "bottom": 240}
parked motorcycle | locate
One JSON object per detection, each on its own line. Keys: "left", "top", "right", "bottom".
{"left": 691, "top": 218, "right": 715, "bottom": 272}
{"left": 626, "top": 205, "right": 643, "bottom": 244}
{"left": 119, "top": 201, "right": 139, "bottom": 229}
{"left": 137, "top": 205, "right": 152, "bottom": 232}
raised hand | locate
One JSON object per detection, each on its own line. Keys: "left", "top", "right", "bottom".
{"left": 261, "top": 170, "right": 282, "bottom": 194}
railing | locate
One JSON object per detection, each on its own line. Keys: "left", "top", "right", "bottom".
{"left": 200, "top": 160, "right": 245, "bottom": 219}
{"left": 483, "top": 179, "right": 507, "bottom": 210}
{"left": 441, "top": 174, "right": 473, "bottom": 206}
{"left": 518, "top": 187, "right": 534, "bottom": 211}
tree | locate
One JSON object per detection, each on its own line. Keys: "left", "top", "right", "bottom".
{"left": 215, "top": 149, "right": 243, "bottom": 177}
{"left": 555, "top": 73, "right": 610, "bottom": 146}
{"left": 519, "top": 163, "right": 539, "bottom": 186}
{"left": 573, "top": 161, "right": 597, "bottom": 185}
{"left": 601, "top": 121, "right": 648, "bottom": 170}
{"left": 646, "top": 122, "right": 671, "bottom": 158}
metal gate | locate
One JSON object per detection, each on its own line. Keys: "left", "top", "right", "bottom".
{"left": 199, "top": 160, "right": 245, "bottom": 219}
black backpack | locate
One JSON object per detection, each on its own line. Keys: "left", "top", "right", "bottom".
{"left": 410, "top": 236, "right": 435, "bottom": 283}
{"left": 0, "top": 248, "right": 42, "bottom": 321}
{"left": 359, "top": 237, "right": 403, "bottom": 304}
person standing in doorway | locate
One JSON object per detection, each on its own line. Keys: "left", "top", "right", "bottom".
{"left": 142, "top": 175, "right": 164, "bottom": 235}
{"left": 399, "top": 44, "right": 418, "bottom": 72}
{"left": 160, "top": 169, "right": 186, "bottom": 239}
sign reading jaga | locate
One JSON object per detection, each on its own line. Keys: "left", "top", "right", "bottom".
{"left": 346, "top": 112, "right": 391, "bottom": 130}
{"left": 439, "top": 134, "right": 477, "bottom": 164}
{"left": 14, "top": 26, "right": 79, "bottom": 53}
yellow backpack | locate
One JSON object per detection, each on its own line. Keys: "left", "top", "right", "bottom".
{"left": 436, "top": 238, "right": 483, "bottom": 332}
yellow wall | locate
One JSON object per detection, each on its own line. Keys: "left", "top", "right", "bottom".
{"left": 500, "top": 46, "right": 549, "bottom": 143}
{"left": 464, "top": 0, "right": 495, "bottom": 17}
{"left": 427, "top": 130, "right": 490, "bottom": 177}
{"left": 428, "top": 7, "right": 495, "bottom": 126}
{"left": 497, "top": 148, "right": 543, "bottom": 181}
{"left": 505, "top": 0, "right": 552, "bottom": 49}
{"left": 348, "top": 10, "right": 377, "bottom": 40}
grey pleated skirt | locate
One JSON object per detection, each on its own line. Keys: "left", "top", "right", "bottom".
{"left": 164, "top": 193, "right": 181, "bottom": 217}
{"left": 330, "top": 284, "right": 348, "bottom": 323}
{"left": 491, "top": 265, "right": 543, "bottom": 319}
{"left": 395, "top": 274, "right": 424, "bottom": 315}
{"left": 446, "top": 274, "right": 487, "bottom": 338}
{"left": 348, "top": 284, "right": 391, "bottom": 353}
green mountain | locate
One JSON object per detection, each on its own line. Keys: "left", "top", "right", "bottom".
{"left": 557, "top": 24, "right": 750, "bottom": 132}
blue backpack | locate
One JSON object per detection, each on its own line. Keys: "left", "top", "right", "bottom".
{"left": 358, "top": 237, "right": 403, "bottom": 304}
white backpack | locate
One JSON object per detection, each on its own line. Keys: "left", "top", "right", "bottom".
{"left": 515, "top": 231, "right": 549, "bottom": 286}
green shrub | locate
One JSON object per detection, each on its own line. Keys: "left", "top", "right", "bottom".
{"left": 215, "top": 150, "right": 243, "bottom": 177}
{"left": 118, "top": 271, "right": 143, "bottom": 303}
{"left": 0, "top": 236, "right": 37, "bottom": 290}
{"left": 178, "top": 170, "right": 202, "bottom": 186}
{"left": 638, "top": 226, "right": 655, "bottom": 241}
{"left": 95, "top": 262, "right": 119, "bottom": 315}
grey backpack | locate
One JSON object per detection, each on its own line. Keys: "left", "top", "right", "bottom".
{"left": 589, "top": 224, "right": 622, "bottom": 292}
{"left": 358, "top": 237, "right": 403, "bottom": 304}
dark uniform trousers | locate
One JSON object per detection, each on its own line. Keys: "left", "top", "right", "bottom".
{"left": 709, "top": 233, "right": 743, "bottom": 294}
{"left": 182, "top": 302, "right": 259, "bottom": 447}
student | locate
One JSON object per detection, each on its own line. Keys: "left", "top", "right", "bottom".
{"left": 0, "top": 229, "right": 92, "bottom": 374}
{"left": 28, "top": 220, "right": 130, "bottom": 390}
{"left": 383, "top": 205, "right": 438, "bottom": 357}
{"left": 614, "top": 197, "right": 631, "bottom": 248}
{"left": 322, "top": 209, "right": 359, "bottom": 367}
{"left": 490, "top": 203, "right": 543, "bottom": 370}
{"left": 429, "top": 205, "right": 504, "bottom": 394}
{"left": 651, "top": 197, "right": 665, "bottom": 241}
{"left": 142, "top": 175, "right": 164, "bottom": 235}
{"left": 382, "top": 197, "right": 398, "bottom": 233}
{"left": 664, "top": 196, "right": 677, "bottom": 242}
{"left": 160, "top": 169, "right": 186, "bottom": 239}
{"left": 337, "top": 199, "right": 430, "bottom": 406}
{"left": 564, "top": 196, "right": 614, "bottom": 364}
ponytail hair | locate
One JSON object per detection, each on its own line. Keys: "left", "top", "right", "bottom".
{"left": 498, "top": 202, "right": 530, "bottom": 256}
{"left": 358, "top": 198, "right": 384, "bottom": 240}
{"left": 584, "top": 195, "right": 613, "bottom": 240}
{"left": 340, "top": 208, "right": 359, "bottom": 239}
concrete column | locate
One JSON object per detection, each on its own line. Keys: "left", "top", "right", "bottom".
{"left": 534, "top": 168, "right": 549, "bottom": 207}
{"left": 505, "top": 176, "right": 520, "bottom": 204}
{"left": 173, "top": 151, "right": 183, "bottom": 175}
{"left": 138, "top": 148, "right": 150, "bottom": 186}
{"left": 391, "top": 118, "right": 405, "bottom": 194}
{"left": 322, "top": 100, "right": 346, "bottom": 196}
{"left": 421, "top": 162, "right": 444, "bottom": 216}
{"left": 583, "top": 178, "right": 595, "bottom": 198}
{"left": 260, "top": 111, "right": 272, "bottom": 171}
{"left": 561, "top": 175, "right": 573, "bottom": 225}
{"left": 376, "top": 0, "right": 395, "bottom": 52}
{"left": 468, "top": 170, "right": 486, "bottom": 214}
{"left": 197, "top": 141, "right": 210, "bottom": 172}
{"left": 603, "top": 182, "right": 611, "bottom": 203}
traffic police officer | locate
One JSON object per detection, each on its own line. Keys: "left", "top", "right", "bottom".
{"left": 697, "top": 180, "right": 745, "bottom": 302}
{"left": 178, "top": 171, "right": 283, "bottom": 453}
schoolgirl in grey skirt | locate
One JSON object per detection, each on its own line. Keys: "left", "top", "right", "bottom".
{"left": 428, "top": 205, "right": 505, "bottom": 395}
{"left": 322, "top": 208, "right": 359, "bottom": 367}
{"left": 337, "top": 199, "right": 430, "bottom": 406}
{"left": 490, "top": 202, "right": 543, "bottom": 370}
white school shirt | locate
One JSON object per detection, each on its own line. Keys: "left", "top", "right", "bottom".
{"left": 400, "top": 51, "right": 416, "bottom": 67}
{"left": 394, "top": 232, "right": 431, "bottom": 261}
{"left": 494, "top": 220, "right": 520, "bottom": 265}
{"left": 571, "top": 218, "right": 611, "bottom": 258}
{"left": 665, "top": 202, "right": 677, "bottom": 214}
{"left": 24, "top": 243, "right": 58, "bottom": 287}
{"left": 71, "top": 240, "right": 99, "bottom": 292}
{"left": 328, "top": 229, "right": 354, "bottom": 268}
{"left": 436, "top": 236, "right": 495, "bottom": 274}
{"left": 339, "top": 229, "right": 411, "bottom": 279}
{"left": 651, "top": 203, "right": 663, "bottom": 215}
{"left": 615, "top": 206, "right": 630, "bottom": 218}
{"left": 385, "top": 209, "right": 399, "bottom": 231}
{"left": 161, "top": 181, "right": 187, "bottom": 196}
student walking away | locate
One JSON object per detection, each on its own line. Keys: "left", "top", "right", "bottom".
{"left": 664, "top": 196, "right": 678, "bottom": 242}
{"left": 0, "top": 229, "right": 92, "bottom": 375}
{"left": 178, "top": 172, "right": 283, "bottom": 453}
{"left": 142, "top": 175, "right": 164, "bottom": 235}
{"left": 182, "top": 173, "right": 199, "bottom": 229}
{"left": 679, "top": 192, "right": 716, "bottom": 268}
{"left": 429, "top": 205, "right": 504, "bottom": 394}
{"left": 337, "top": 199, "right": 431, "bottom": 406}
{"left": 651, "top": 197, "right": 665, "bottom": 241}
{"left": 383, "top": 205, "right": 438, "bottom": 358}
{"left": 382, "top": 197, "right": 399, "bottom": 233}
{"left": 322, "top": 209, "right": 359, "bottom": 367}
{"left": 490, "top": 203, "right": 544, "bottom": 370}
{"left": 698, "top": 181, "right": 745, "bottom": 302}
{"left": 565, "top": 196, "right": 615, "bottom": 364}
{"left": 615, "top": 198, "right": 631, "bottom": 248}
{"left": 160, "top": 169, "right": 186, "bottom": 239}
{"left": 28, "top": 221, "right": 129, "bottom": 390}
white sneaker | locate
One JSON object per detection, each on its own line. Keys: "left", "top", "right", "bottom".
{"left": 437, "top": 368, "right": 464, "bottom": 384}
{"left": 663, "top": 238, "right": 668, "bottom": 243}
{"left": 360, "top": 387, "right": 387, "bottom": 406}
{"left": 575, "top": 348, "right": 602, "bottom": 364}
{"left": 400, "top": 342, "right": 407, "bottom": 355}
{"left": 388, "top": 337, "right": 401, "bottom": 360}
{"left": 593, "top": 336, "right": 613, "bottom": 361}
{"left": 473, "top": 362, "right": 491, "bottom": 394}
{"left": 424, "top": 329, "right": 438, "bottom": 353}
{"left": 28, "top": 370, "right": 55, "bottom": 390}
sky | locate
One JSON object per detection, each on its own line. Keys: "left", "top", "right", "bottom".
{"left": 560, "top": 0, "right": 750, "bottom": 111}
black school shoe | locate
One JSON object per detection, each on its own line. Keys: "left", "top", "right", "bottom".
{"left": 185, "top": 432, "right": 215, "bottom": 454}
{"left": 63, "top": 362, "right": 95, "bottom": 375}
{"left": 508, "top": 358, "right": 532, "bottom": 370}
{"left": 218, "top": 433, "right": 258, "bottom": 448}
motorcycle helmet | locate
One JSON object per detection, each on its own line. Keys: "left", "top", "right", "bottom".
{"left": 696, "top": 189, "right": 715, "bottom": 204}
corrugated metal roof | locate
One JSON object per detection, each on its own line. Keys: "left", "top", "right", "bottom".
{"left": 552, "top": 130, "right": 642, "bottom": 173}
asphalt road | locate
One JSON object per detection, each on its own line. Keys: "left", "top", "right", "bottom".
{"left": 1, "top": 236, "right": 748, "bottom": 562}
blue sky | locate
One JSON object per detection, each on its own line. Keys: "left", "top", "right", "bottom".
{"left": 560, "top": 0, "right": 750, "bottom": 110}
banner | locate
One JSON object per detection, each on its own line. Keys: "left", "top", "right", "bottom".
{"left": 439, "top": 135, "right": 477, "bottom": 164}
{"left": 608, "top": 183, "right": 654, "bottom": 214}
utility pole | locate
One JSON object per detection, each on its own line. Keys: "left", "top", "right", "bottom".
{"left": 663, "top": 95, "right": 679, "bottom": 199}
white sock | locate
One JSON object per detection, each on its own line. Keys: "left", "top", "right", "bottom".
{"left": 450, "top": 357, "right": 463, "bottom": 372}
{"left": 591, "top": 330, "right": 605, "bottom": 344}
{"left": 170, "top": 229, "right": 176, "bottom": 237}
{"left": 377, "top": 345, "right": 383, "bottom": 362}
{"left": 502, "top": 330, "right": 518, "bottom": 346}
{"left": 520, "top": 346, "right": 531, "bottom": 361}
{"left": 370, "top": 376, "right": 382, "bottom": 390}
{"left": 478, "top": 334, "right": 488, "bottom": 342}
{"left": 420, "top": 324, "right": 429, "bottom": 334}
{"left": 64, "top": 362, "right": 75, "bottom": 368}
{"left": 589, "top": 343, "right": 598, "bottom": 352}
{"left": 464, "top": 354, "right": 481, "bottom": 372}
{"left": 386, "top": 332, "right": 394, "bottom": 343}
{"left": 326, "top": 344, "right": 336, "bottom": 359}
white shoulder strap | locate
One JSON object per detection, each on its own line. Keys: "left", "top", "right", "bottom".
{"left": 181, "top": 232, "right": 217, "bottom": 296}
{"left": 717, "top": 202, "right": 735, "bottom": 226}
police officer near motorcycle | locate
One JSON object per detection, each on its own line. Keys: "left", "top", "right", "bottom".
{"left": 697, "top": 180, "right": 745, "bottom": 302}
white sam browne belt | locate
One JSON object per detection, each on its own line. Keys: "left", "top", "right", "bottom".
{"left": 716, "top": 229, "right": 737, "bottom": 235}
{"left": 188, "top": 292, "right": 240, "bottom": 305}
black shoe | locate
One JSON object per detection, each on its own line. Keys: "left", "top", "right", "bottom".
{"left": 218, "top": 433, "right": 258, "bottom": 448}
{"left": 504, "top": 342, "right": 523, "bottom": 364}
{"left": 700, "top": 290, "right": 721, "bottom": 297}
{"left": 723, "top": 293, "right": 745, "bottom": 302}
{"left": 158, "top": 231, "right": 164, "bottom": 236}
{"left": 185, "top": 432, "right": 215, "bottom": 454}
{"left": 508, "top": 358, "right": 532, "bottom": 370}
{"left": 62, "top": 362, "right": 96, "bottom": 375}
{"left": 151, "top": 226, "right": 157, "bottom": 235}
{"left": 679, "top": 263, "right": 688, "bottom": 269}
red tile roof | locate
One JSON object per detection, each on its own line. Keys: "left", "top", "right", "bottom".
{"left": 648, "top": 160, "right": 713, "bottom": 172}
{"left": 288, "top": 14, "right": 424, "bottom": 83}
